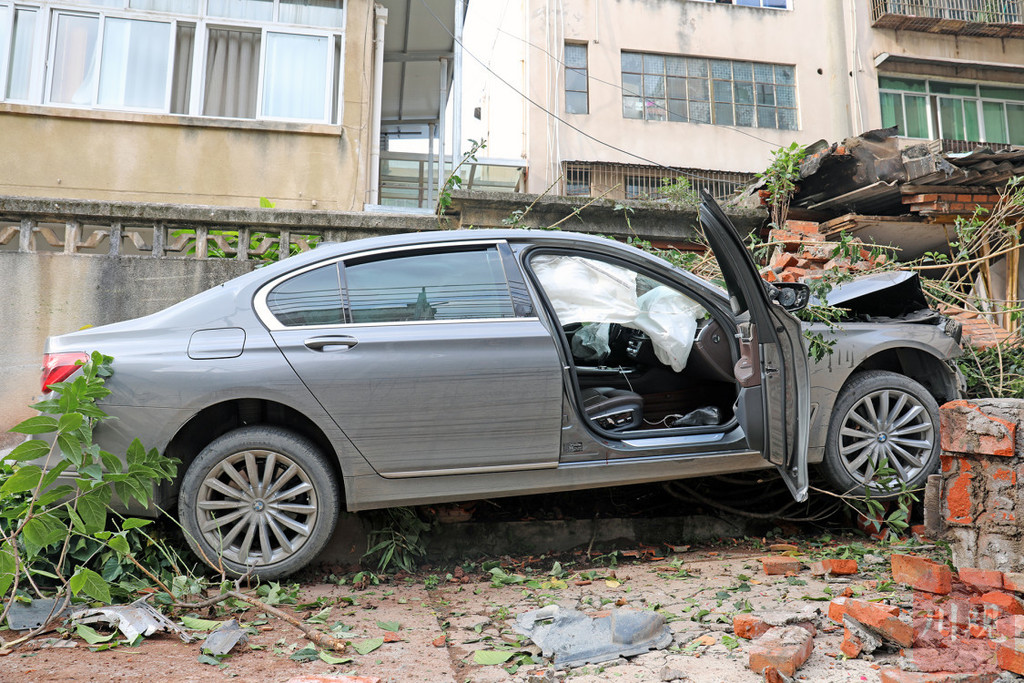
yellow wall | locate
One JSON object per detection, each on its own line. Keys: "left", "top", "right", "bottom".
{"left": 0, "top": 1, "right": 376, "bottom": 212}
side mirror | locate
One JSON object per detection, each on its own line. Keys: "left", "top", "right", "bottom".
{"left": 770, "top": 282, "right": 811, "bottom": 312}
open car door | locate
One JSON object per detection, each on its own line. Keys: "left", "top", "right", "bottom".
{"left": 698, "top": 191, "right": 810, "bottom": 502}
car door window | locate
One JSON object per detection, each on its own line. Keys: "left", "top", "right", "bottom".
{"left": 265, "top": 263, "right": 344, "bottom": 327}
{"left": 343, "top": 247, "right": 516, "bottom": 323}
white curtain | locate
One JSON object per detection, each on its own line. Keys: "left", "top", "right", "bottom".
{"left": 203, "top": 27, "right": 260, "bottom": 118}
{"left": 261, "top": 31, "right": 327, "bottom": 120}
{"left": 50, "top": 13, "right": 99, "bottom": 105}
{"left": 98, "top": 18, "right": 172, "bottom": 110}
{"left": 279, "top": 0, "right": 345, "bottom": 28}
{"left": 7, "top": 8, "right": 36, "bottom": 100}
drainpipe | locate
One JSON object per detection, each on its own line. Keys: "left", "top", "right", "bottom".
{"left": 452, "top": 0, "right": 465, "bottom": 170}
{"left": 426, "top": 122, "right": 436, "bottom": 206}
{"left": 437, "top": 57, "right": 449, "bottom": 199}
{"left": 368, "top": 4, "right": 388, "bottom": 205}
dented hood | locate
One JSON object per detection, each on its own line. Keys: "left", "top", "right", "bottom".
{"left": 810, "top": 271, "right": 933, "bottom": 320}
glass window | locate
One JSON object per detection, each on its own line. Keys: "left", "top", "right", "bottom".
{"left": 267, "top": 264, "right": 345, "bottom": 327}
{"left": 5, "top": 7, "right": 36, "bottom": 100}
{"left": 99, "top": 18, "right": 172, "bottom": 110}
{"left": 565, "top": 165, "right": 590, "bottom": 196}
{"left": 208, "top": 0, "right": 274, "bottom": 21}
{"left": 279, "top": 0, "right": 344, "bottom": 27}
{"left": 564, "top": 42, "right": 588, "bottom": 115}
{"left": 261, "top": 31, "right": 328, "bottom": 120}
{"left": 344, "top": 248, "right": 515, "bottom": 323}
{"left": 49, "top": 13, "right": 100, "bottom": 105}
{"left": 130, "top": 0, "right": 200, "bottom": 12}
{"left": 203, "top": 27, "right": 260, "bottom": 118}
{"left": 1008, "top": 104, "right": 1024, "bottom": 145}
{"left": 620, "top": 50, "right": 795, "bottom": 129}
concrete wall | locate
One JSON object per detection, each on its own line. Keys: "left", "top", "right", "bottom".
{"left": 0, "top": 1, "right": 376, "bottom": 212}
{"left": 526, "top": 0, "right": 856, "bottom": 190}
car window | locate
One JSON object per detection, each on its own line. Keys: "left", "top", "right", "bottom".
{"left": 344, "top": 247, "right": 516, "bottom": 323}
{"left": 266, "top": 263, "right": 345, "bottom": 327}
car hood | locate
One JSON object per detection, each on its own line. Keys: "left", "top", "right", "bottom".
{"left": 809, "top": 271, "right": 935, "bottom": 322}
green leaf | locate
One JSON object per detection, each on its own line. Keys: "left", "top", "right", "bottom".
{"left": 290, "top": 645, "right": 320, "bottom": 662}
{"left": 39, "top": 461, "right": 70, "bottom": 489}
{"left": 79, "top": 464, "right": 104, "bottom": 481}
{"left": 318, "top": 650, "right": 352, "bottom": 665}
{"left": 69, "top": 567, "right": 112, "bottom": 604}
{"left": 57, "top": 431, "right": 82, "bottom": 464}
{"left": 58, "top": 412, "right": 83, "bottom": 433}
{"left": 4, "top": 439, "right": 51, "bottom": 462}
{"left": 197, "top": 654, "right": 226, "bottom": 667}
{"left": 474, "top": 650, "right": 513, "bottom": 665}
{"left": 306, "top": 607, "right": 332, "bottom": 624}
{"left": 77, "top": 487, "right": 111, "bottom": 534}
{"left": 121, "top": 518, "right": 152, "bottom": 531}
{"left": 0, "top": 542, "right": 17, "bottom": 598}
{"left": 100, "top": 451, "right": 122, "bottom": 474}
{"left": 352, "top": 638, "right": 384, "bottom": 655}
{"left": 23, "top": 513, "right": 67, "bottom": 554}
{"left": 1, "top": 465, "right": 42, "bottom": 494}
{"left": 181, "top": 615, "right": 223, "bottom": 631}
{"left": 76, "top": 623, "right": 116, "bottom": 645}
{"left": 377, "top": 620, "right": 400, "bottom": 632}
{"left": 10, "top": 415, "right": 58, "bottom": 435}
{"left": 106, "top": 534, "right": 130, "bottom": 555}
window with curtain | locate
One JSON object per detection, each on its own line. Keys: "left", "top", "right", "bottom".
{"left": 5, "top": 1, "right": 344, "bottom": 123}
{"left": 564, "top": 43, "right": 588, "bottom": 115}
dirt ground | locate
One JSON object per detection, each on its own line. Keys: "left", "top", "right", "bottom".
{"left": 0, "top": 537, "right": 949, "bottom": 683}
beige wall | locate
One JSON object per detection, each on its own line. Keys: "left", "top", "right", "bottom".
{"left": 851, "top": 4, "right": 1024, "bottom": 134}
{"left": 0, "top": 1, "right": 376, "bottom": 212}
{"left": 526, "top": 0, "right": 857, "bottom": 192}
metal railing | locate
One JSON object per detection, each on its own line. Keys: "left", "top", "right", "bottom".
{"left": 561, "top": 162, "right": 753, "bottom": 202}
{"left": 872, "top": 0, "right": 1024, "bottom": 28}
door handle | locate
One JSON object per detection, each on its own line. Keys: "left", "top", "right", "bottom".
{"left": 304, "top": 336, "right": 358, "bottom": 351}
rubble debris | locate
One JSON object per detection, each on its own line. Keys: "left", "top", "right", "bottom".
{"left": 5, "top": 598, "right": 71, "bottom": 631}
{"left": 891, "top": 554, "right": 953, "bottom": 594}
{"left": 202, "top": 618, "right": 248, "bottom": 656}
{"left": 513, "top": 605, "right": 671, "bottom": 669}
{"left": 809, "top": 559, "right": 859, "bottom": 576}
{"left": 761, "top": 557, "right": 802, "bottom": 575}
{"left": 733, "top": 612, "right": 817, "bottom": 641}
{"left": 71, "top": 597, "right": 192, "bottom": 643}
{"left": 747, "top": 626, "right": 813, "bottom": 677}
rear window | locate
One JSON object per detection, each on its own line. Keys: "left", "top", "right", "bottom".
{"left": 266, "top": 263, "right": 345, "bottom": 327}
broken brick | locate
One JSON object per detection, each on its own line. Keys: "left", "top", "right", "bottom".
{"left": 734, "top": 614, "right": 773, "bottom": 640}
{"left": 891, "top": 554, "right": 952, "bottom": 594}
{"left": 973, "top": 591, "right": 1024, "bottom": 617}
{"left": 999, "top": 641, "right": 1024, "bottom": 675}
{"left": 1004, "top": 573, "right": 1024, "bottom": 593}
{"left": 844, "top": 599, "right": 914, "bottom": 648}
{"left": 816, "top": 559, "right": 858, "bottom": 575}
{"left": 782, "top": 219, "right": 820, "bottom": 235}
{"left": 828, "top": 597, "right": 898, "bottom": 624}
{"left": 958, "top": 568, "right": 1005, "bottom": 593}
{"left": 840, "top": 627, "right": 864, "bottom": 658}
{"left": 940, "top": 400, "right": 1016, "bottom": 457}
{"left": 769, "top": 251, "right": 798, "bottom": 270}
{"left": 880, "top": 670, "right": 999, "bottom": 683}
{"left": 748, "top": 626, "right": 813, "bottom": 677}
{"left": 761, "top": 557, "right": 802, "bottom": 575}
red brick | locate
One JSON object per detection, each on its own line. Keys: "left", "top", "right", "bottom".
{"left": 779, "top": 271, "right": 797, "bottom": 283}
{"left": 891, "top": 554, "right": 952, "bottom": 594}
{"left": 957, "top": 194, "right": 973, "bottom": 202}
{"left": 958, "top": 568, "right": 1005, "bottom": 593}
{"left": 768, "top": 228, "right": 825, "bottom": 245}
{"left": 761, "top": 269, "right": 778, "bottom": 282}
{"left": 902, "top": 193, "right": 940, "bottom": 204}
{"left": 770, "top": 251, "right": 798, "bottom": 270}
{"left": 761, "top": 557, "right": 802, "bottom": 575}
{"left": 762, "top": 666, "right": 786, "bottom": 683}
{"left": 784, "top": 267, "right": 810, "bottom": 279}
{"left": 973, "top": 194, "right": 996, "bottom": 202}
{"left": 1004, "top": 573, "right": 1024, "bottom": 593}
{"left": 944, "top": 460, "right": 975, "bottom": 525}
{"left": 822, "top": 559, "right": 858, "bottom": 575}
{"left": 940, "top": 400, "right": 1016, "bottom": 457}
{"left": 783, "top": 220, "right": 821, "bottom": 235}
{"left": 747, "top": 626, "right": 813, "bottom": 677}
{"left": 940, "top": 193, "right": 958, "bottom": 201}
{"left": 911, "top": 524, "right": 930, "bottom": 543}
{"left": 880, "top": 670, "right": 999, "bottom": 682}
{"left": 841, "top": 627, "right": 864, "bottom": 657}
{"left": 845, "top": 598, "right": 914, "bottom": 647}
{"left": 999, "top": 641, "right": 1024, "bottom": 675}
{"left": 734, "top": 613, "right": 773, "bottom": 640}
{"left": 973, "top": 591, "right": 1024, "bottom": 617}
{"left": 829, "top": 597, "right": 900, "bottom": 624}
{"left": 996, "top": 615, "right": 1024, "bottom": 638}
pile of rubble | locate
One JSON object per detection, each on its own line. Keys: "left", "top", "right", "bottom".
{"left": 759, "top": 218, "right": 887, "bottom": 284}
{"left": 738, "top": 551, "right": 1024, "bottom": 682}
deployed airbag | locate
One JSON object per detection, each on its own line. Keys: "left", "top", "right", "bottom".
{"left": 531, "top": 255, "right": 704, "bottom": 371}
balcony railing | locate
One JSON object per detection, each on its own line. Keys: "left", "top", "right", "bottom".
{"left": 871, "top": 0, "right": 1024, "bottom": 37}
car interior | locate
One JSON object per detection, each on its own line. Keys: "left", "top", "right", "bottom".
{"left": 529, "top": 253, "right": 739, "bottom": 436}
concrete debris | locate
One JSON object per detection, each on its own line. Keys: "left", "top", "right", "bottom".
{"left": 202, "top": 618, "right": 248, "bottom": 656}
{"left": 513, "top": 605, "right": 672, "bottom": 669}
{"left": 71, "top": 597, "right": 192, "bottom": 643}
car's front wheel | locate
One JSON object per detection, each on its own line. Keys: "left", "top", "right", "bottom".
{"left": 178, "top": 426, "right": 339, "bottom": 578}
{"left": 821, "top": 370, "right": 940, "bottom": 498}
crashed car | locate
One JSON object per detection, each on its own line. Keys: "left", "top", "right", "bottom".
{"left": 38, "top": 196, "right": 962, "bottom": 577}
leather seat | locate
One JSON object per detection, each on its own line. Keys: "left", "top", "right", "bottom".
{"left": 581, "top": 387, "right": 643, "bottom": 431}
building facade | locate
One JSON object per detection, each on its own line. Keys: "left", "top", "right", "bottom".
{"left": 519, "top": 0, "right": 1024, "bottom": 199}
{"left": 0, "top": 0, "right": 464, "bottom": 211}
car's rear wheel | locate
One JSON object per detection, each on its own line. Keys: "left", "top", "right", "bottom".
{"left": 178, "top": 426, "right": 339, "bottom": 579}
{"left": 821, "top": 370, "right": 940, "bottom": 498}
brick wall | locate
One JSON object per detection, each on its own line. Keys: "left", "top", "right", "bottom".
{"left": 940, "top": 399, "right": 1024, "bottom": 571}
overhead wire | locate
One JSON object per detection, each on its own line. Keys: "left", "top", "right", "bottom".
{"left": 417, "top": 0, "right": 773, "bottom": 186}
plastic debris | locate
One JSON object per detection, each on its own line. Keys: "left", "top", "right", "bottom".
{"left": 202, "top": 618, "right": 248, "bottom": 656}
{"left": 71, "top": 597, "right": 193, "bottom": 643}
{"left": 668, "top": 406, "right": 722, "bottom": 427}
{"left": 513, "top": 605, "right": 672, "bottom": 669}
{"left": 6, "top": 598, "right": 71, "bottom": 631}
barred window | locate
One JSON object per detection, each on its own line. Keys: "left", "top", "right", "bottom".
{"left": 621, "top": 51, "right": 796, "bottom": 130}
{"left": 564, "top": 42, "right": 588, "bottom": 115}
{"left": 565, "top": 165, "right": 591, "bottom": 196}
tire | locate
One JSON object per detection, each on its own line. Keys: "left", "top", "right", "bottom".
{"left": 820, "top": 370, "right": 940, "bottom": 498}
{"left": 178, "top": 426, "right": 340, "bottom": 579}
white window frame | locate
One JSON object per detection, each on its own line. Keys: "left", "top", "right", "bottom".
{"left": 690, "top": 0, "right": 791, "bottom": 10}
{"left": 1, "top": 0, "right": 346, "bottom": 124}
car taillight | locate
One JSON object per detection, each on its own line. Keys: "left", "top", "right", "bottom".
{"left": 41, "top": 352, "right": 89, "bottom": 393}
